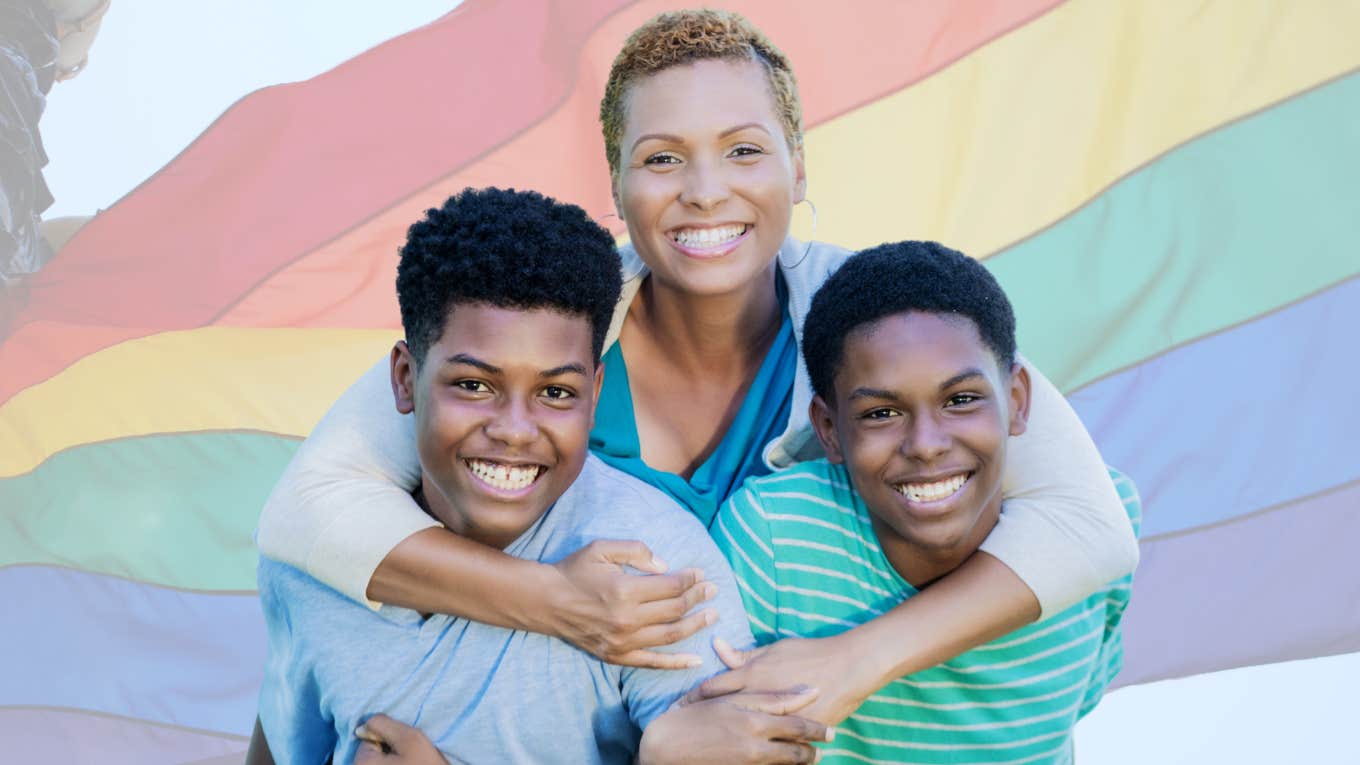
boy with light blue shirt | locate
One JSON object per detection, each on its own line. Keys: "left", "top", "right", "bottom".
{"left": 255, "top": 188, "right": 753, "bottom": 764}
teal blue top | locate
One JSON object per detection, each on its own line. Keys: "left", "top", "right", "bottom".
{"left": 589, "top": 280, "right": 796, "bottom": 528}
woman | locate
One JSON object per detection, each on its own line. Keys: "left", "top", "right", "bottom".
{"left": 255, "top": 9, "right": 1137, "bottom": 761}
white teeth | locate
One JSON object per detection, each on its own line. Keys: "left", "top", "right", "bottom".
{"left": 466, "top": 459, "right": 542, "bottom": 491}
{"left": 674, "top": 225, "right": 746, "bottom": 248}
{"left": 896, "top": 473, "right": 969, "bottom": 503}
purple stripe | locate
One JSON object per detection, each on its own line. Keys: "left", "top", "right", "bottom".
{"left": 0, "top": 707, "right": 246, "bottom": 765}
{"left": 1116, "top": 480, "right": 1360, "bottom": 686}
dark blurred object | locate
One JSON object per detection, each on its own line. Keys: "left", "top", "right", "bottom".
{"left": 0, "top": 0, "right": 58, "bottom": 289}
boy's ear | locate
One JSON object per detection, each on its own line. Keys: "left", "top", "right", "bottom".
{"left": 586, "top": 359, "right": 606, "bottom": 428}
{"left": 809, "top": 394, "right": 845, "bottom": 464}
{"left": 391, "top": 341, "right": 418, "bottom": 415}
{"left": 1007, "top": 362, "right": 1032, "bottom": 437}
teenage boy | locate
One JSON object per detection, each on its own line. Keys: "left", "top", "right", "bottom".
{"left": 714, "top": 241, "right": 1140, "bottom": 764}
{"left": 254, "top": 188, "right": 756, "bottom": 764}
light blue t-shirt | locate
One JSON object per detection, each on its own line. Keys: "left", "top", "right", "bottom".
{"left": 257, "top": 455, "right": 755, "bottom": 765}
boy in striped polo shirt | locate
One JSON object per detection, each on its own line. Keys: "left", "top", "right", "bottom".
{"left": 714, "top": 241, "right": 1139, "bottom": 764}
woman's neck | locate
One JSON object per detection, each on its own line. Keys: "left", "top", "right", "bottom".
{"left": 628, "top": 264, "right": 781, "bottom": 375}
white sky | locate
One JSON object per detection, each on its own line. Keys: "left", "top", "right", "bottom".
{"left": 34, "top": 2, "right": 1359, "bottom": 762}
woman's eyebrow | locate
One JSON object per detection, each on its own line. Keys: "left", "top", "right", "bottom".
{"left": 718, "top": 122, "right": 771, "bottom": 139}
{"left": 630, "top": 132, "right": 683, "bottom": 151}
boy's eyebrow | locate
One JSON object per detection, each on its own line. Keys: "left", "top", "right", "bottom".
{"left": 446, "top": 354, "right": 500, "bottom": 375}
{"left": 939, "top": 369, "right": 986, "bottom": 391}
{"left": 848, "top": 387, "right": 900, "bottom": 402}
{"left": 540, "top": 363, "right": 588, "bottom": 378}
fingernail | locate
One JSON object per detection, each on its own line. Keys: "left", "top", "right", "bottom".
{"left": 703, "top": 609, "right": 718, "bottom": 626}
{"left": 713, "top": 635, "right": 730, "bottom": 650}
{"left": 685, "top": 656, "right": 703, "bottom": 668}
{"left": 651, "top": 556, "right": 667, "bottom": 570}
{"left": 703, "top": 582, "right": 718, "bottom": 600}
{"left": 825, "top": 728, "right": 836, "bottom": 743}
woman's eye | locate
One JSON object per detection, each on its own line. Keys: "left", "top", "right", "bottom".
{"left": 729, "top": 144, "right": 764, "bottom": 158}
{"left": 541, "top": 385, "right": 575, "bottom": 400}
{"left": 454, "top": 380, "right": 490, "bottom": 393}
{"left": 643, "top": 152, "right": 681, "bottom": 166}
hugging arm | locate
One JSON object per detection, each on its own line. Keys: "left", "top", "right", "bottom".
{"left": 255, "top": 358, "right": 712, "bottom": 666}
{"left": 696, "top": 357, "right": 1138, "bottom": 723}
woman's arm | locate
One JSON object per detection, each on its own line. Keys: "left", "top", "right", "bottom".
{"left": 256, "top": 357, "right": 715, "bottom": 667}
{"left": 981, "top": 354, "right": 1140, "bottom": 616}
{"left": 692, "top": 356, "right": 1137, "bottom": 722}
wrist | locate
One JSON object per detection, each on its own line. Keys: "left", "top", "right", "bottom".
{"left": 840, "top": 620, "right": 915, "bottom": 693}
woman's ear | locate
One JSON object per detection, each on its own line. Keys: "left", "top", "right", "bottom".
{"left": 792, "top": 144, "right": 808, "bottom": 204}
{"left": 390, "top": 341, "right": 418, "bottom": 415}
{"left": 1007, "top": 362, "right": 1032, "bottom": 437}
{"left": 810, "top": 395, "right": 845, "bottom": 464}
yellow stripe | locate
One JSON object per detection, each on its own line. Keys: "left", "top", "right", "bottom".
{"left": 793, "top": 0, "right": 1360, "bottom": 256}
{"left": 0, "top": 327, "right": 398, "bottom": 477}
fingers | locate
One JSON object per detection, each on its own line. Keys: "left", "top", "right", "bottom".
{"left": 611, "top": 647, "right": 706, "bottom": 670}
{"left": 756, "top": 710, "right": 833, "bottom": 744}
{"left": 755, "top": 740, "right": 824, "bottom": 764}
{"left": 590, "top": 539, "right": 667, "bottom": 573}
{"left": 693, "top": 664, "right": 750, "bottom": 700}
{"left": 713, "top": 635, "right": 750, "bottom": 670}
{"left": 627, "top": 567, "right": 706, "bottom": 604}
{"left": 728, "top": 687, "right": 821, "bottom": 717}
{"left": 357, "top": 714, "right": 419, "bottom": 751}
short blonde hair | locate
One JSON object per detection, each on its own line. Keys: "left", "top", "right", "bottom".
{"left": 599, "top": 9, "right": 803, "bottom": 180}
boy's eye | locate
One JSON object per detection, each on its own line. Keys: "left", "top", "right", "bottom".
{"left": 946, "top": 393, "right": 981, "bottom": 407}
{"left": 541, "top": 385, "right": 575, "bottom": 400}
{"left": 861, "top": 407, "right": 900, "bottom": 421}
{"left": 454, "top": 380, "right": 490, "bottom": 393}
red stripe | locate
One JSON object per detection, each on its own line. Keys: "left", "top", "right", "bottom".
{"left": 1, "top": 0, "right": 1060, "bottom": 403}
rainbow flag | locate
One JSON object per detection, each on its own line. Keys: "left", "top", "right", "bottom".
{"left": 3, "top": 1, "right": 1356, "bottom": 761}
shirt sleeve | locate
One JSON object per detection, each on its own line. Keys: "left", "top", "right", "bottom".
{"left": 619, "top": 501, "right": 757, "bottom": 731}
{"left": 255, "top": 357, "right": 438, "bottom": 608}
{"left": 979, "top": 354, "right": 1141, "bottom": 618}
{"left": 256, "top": 559, "right": 338, "bottom": 763}
{"left": 712, "top": 484, "right": 780, "bottom": 646}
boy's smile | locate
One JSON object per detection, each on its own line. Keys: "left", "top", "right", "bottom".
{"left": 391, "top": 304, "right": 603, "bottom": 549}
{"left": 811, "top": 311, "right": 1029, "bottom": 587}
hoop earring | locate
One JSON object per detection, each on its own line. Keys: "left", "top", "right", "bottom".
{"left": 791, "top": 197, "right": 818, "bottom": 268}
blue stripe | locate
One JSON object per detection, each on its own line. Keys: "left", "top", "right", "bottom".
{"left": 1069, "top": 276, "right": 1360, "bottom": 537}
{"left": 0, "top": 565, "right": 263, "bottom": 735}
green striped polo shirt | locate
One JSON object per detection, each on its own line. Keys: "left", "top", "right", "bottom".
{"left": 713, "top": 459, "right": 1140, "bottom": 765}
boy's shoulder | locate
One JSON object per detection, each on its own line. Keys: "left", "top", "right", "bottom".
{"left": 539, "top": 455, "right": 725, "bottom": 564}
{"left": 729, "top": 458, "right": 864, "bottom": 528}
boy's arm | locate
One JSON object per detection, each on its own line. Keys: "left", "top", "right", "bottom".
{"left": 255, "top": 357, "right": 712, "bottom": 667}
{"left": 692, "top": 359, "right": 1139, "bottom": 725}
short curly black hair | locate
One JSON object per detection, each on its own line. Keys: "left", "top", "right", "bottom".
{"left": 803, "top": 241, "right": 1016, "bottom": 402}
{"left": 396, "top": 187, "right": 622, "bottom": 366}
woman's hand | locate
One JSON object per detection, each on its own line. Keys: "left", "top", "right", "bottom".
{"left": 354, "top": 715, "right": 449, "bottom": 765}
{"left": 638, "top": 687, "right": 832, "bottom": 764}
{"left": 684, "top": 636, "right": 872, "bottom": 726}
{"left": 546, "top": 539, "right": 719, "bottom": 669}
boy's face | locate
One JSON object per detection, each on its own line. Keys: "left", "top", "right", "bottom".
{"left": 810, "top": 311, "right": 1030, "bottom": 585}
{"left": 391, "top": 304, "right": 603, "bottom": 549}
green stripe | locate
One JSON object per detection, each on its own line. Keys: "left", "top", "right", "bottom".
{"left": 0, "top": 432, "right": 298, "bottom": 590}
{"left": 988, "top": 70, "right": 1360, "bottom": 392}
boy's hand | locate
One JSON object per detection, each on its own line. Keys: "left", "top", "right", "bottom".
{"left": 354, "top": 715, "right": 449, "bottom": 765}
{"left": 683, "top": 636, "right": 869, "bottom": 726}
{"left": 638, "top": 687, "right": 832, "bottom": 764}
{"left": 547, "top": 539, "right": 718, "bottom": 669}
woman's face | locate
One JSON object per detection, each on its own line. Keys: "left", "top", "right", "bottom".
{"left": 615, "top": 58, "right": 806, "bottom": 298}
